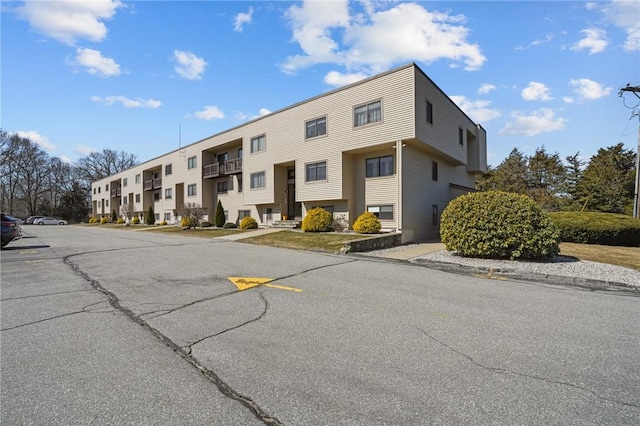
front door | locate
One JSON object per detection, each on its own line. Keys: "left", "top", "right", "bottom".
{"left": 287, "top": 167, "right": 302, "bottom": 220}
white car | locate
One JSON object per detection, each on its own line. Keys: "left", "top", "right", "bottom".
{"left": 34, "top": 217, "right": 68, "bottom": 225}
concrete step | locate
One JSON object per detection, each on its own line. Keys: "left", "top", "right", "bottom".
{"left": 269, "top": 220, "right": 300, "bottom": 229}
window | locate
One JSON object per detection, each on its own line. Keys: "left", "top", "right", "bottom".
{"left": 432, "top": 161, "right": 438, "bottom": 181}
{"left": 98, "top": 187, "right": 101, "bottom": 194}
{"left": 305, "top": 161, "right": 327, "bottom": 182}
{"left": 105, "top": 200, "right": 109, "bottom": 207}
{"left": 187, "top": 184, "right": 197, "bottom": 196}
{"left": 305, "top": 116, "right": 327, "bottom": 139}
{"left": 238, "top": 148, "right": 243, "bottom": 158}
{"left": 217, "top": 181, "right": 229, "bottom": 193}
{"left": 251, "top": 135, "right": 266, "bottom": 153}
{"left": 187, "top": 156, "right": 197, "bottom": 170}
{"left": 123, "top": 178, "right": 128, "bottom": 187}
{"left": 366, "top": 156, "right": 393, "bottom": 178}
{"left": 367, "top": 205, "right": 393, "bottom": 220}
{"left": 426, "top": 100, "right": 433, "bottom": 125}
{"left": 250, "top": 172, "right": 265, "bottom": 189}
{"left": 354, "top": 100, "right": 381, "bottom": 127}
{"left": 238, "top": 210, "right": 251, "bottom": 220}
{"left": 218, "top": 152, "right": 228, "bottom": 164}
{"left": 122, "top": 197, "right": 127, "bottom": 204}
{"left": 165, "top": 164, "right": 172, "bottom": 175}
{"left": 135, "top": 193, "right": 140, "bottom": 203}
{"left": 106, "top": 184, "right": 109, "bottom": 191}
{"left": 135, "top": 174, "right": 141, "bottom": 184}
{"left": 164, "top": 213, "right": 171, "bottom": 221}
{"left": 93, "top": 188, "right": 96, "bottom": 194}
{"left": 153, "top": 192, "right": 161, "bottom": 202}
{"left": 432, "top": 205, "right": 439, "bottom": 226}
{"left": 459, "top": 127, "right": 464, "bottom": 146}
{"left": 154, "top": 213, "right": 160, "bottom": 221}
{"left": 237, "top": 175, "right": 242, "bottom": 192}
{"left": 165, "top": 188, "right": 172, "bottom": 199}
{"left": 224, "top": 210, "right": 229, "bottom": 222}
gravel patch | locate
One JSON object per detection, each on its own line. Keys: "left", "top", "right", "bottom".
{"left": 364, "top": 245, "right": 640, "bottom": 290}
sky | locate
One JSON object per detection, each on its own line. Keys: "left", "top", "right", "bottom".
{"left": 2, "top": 0, "right": 639, "bottom": 168}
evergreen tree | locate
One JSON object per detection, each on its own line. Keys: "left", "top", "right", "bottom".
{"left": 146, "top": 205, "right": 155, "bottom": 225}
{"left": 476, "top": 148, "right": 528, "bottom": 193}
{"left": 575, "top": 143, "right": 636, "bottom": 214}
{"left": 56, "top": 182, "right": 90, "bottom": 222}
{"left": 526, "top": 146, "right": 566, "bottom": 210}
{"left": 214, "top": 200, "right": 225, "bottom": 227}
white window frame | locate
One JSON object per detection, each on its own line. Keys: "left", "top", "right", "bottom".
{"left": 305, "top": 116, "right": 327, "bottom": 139}
{"left": 187, "top": 156, "right": 197, "bottom": 170}
{"left": 354, "top": 100, "right": 382, "bottom": 127}
{"left": 305, "top": 161, "right": 327, "bottom": 182}
{"left": 250, "top": 135, "right": 266, "bottom": 153}
{"left": 367, "top": 205, "right": 393, "bottom": 220}
{"left": 165, "top": 188, "right": 172, "bottom": 199}
{"left": 250, "top": 171, "right": 266, "bottom": 189}
{"left": 366, "top": 155, "right": 394, "bottom": 178}
{"left": 187, "top": 183, "right": 197, "bottom": 196}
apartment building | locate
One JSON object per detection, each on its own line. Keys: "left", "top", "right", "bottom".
{"left": 91, "top": 62, "right": 487, "bottom": 242}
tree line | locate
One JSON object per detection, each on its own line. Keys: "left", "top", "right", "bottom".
{"left": 477, "top": 143, "right": 637, "bottom": 215}
{"left": 0, "top": 130, "right": 138, "bottom": 222}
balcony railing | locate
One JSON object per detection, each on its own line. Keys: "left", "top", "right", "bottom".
{"left": 143, "top": 178, "right": 162, "bottom": 191}
{"left": 224, "top": 158, "right": 242, "bottom": 174}
{"left": 110, "top": 188, "right": 121, "bottom": 197}
{"left": 203, "top": 163, "right": 220, "bottom": 178}
{"left": 204, "top": 158, "right": 242, "bottom": 178}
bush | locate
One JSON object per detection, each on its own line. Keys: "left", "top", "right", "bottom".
{"left": 301, "top": 207, "right": 333, "bottom": 232}
{"left": 111, "top": 209, "right": 118, "bottom": 223}
{"left": 549, "top": 211, "right": 640, "bottom": 247}
{"left": 214, "top": 200, "right": 225, "bottom": 227}
{"left": 159, "top": 220, "right": 168, "bottom": 226}
{"left": 146, "top": 206, "right": 155, "bottom": 225}
{"left": 223, "top": 222, "right": 238, "bottom": 229}
{"left": 89, "top": 217, "right": 98, "bottom": 224}
{"left": 116, "top": 218, "right": 125, "bottom": 224}
{"left": 440, "top": 191, "right": 560, "bottom": 260}
{"left": 131, "top": 216, "right": 140, "bottom": 225}
{"left": 240, "top": 216, "right": 258, "bottom": 229}
{"left": 181, "top": 217, "right": 197, "bottom": 228}
{"left": 200, "top": 221, "right": 212, "bottom": 228}
{"left": 353, "top": 212, "right": 381, "bottom": 234}
{"left": 100, "top": 216, "right": 110, "bottom": 224}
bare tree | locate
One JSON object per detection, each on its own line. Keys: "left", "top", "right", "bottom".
{"left": 75, "top": 149, "right": 138, "bottom": 187}
{"left": 179, "top": 202, "right": 205, "bottom": 229}
{"left": 120, "top": 202, "right": 135, "bottom": 224}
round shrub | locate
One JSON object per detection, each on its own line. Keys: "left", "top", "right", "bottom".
{"left": 89, "top": 217, "right": 98, "bottom": 224}
{"left": 440, "top": 191, "right": 560, "bottom": 260}
{"left": 353, "top": 212, "right": 381, "bottom": 234}
{"left": 223, "top": 222, "right": 238, "bottom": 229}
{"left": 131, "top": 216, "right": 140, "bottom": 225}
{"left": 301, "top": 207, "right": 333, "bottom": 232}
{"left": 200, "top": 221, "right": 212, "bottom": 228}
{"left": 116, "top": 218, "right": 125, "bottom": 224}
{"left": 100, "top": 216, "right": 110, "bottom": 224}
{"left": 240, "top": 216, "right": 258, "bottom": 229}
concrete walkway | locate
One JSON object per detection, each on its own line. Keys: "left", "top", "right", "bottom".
{"left": 373, "top": 242, "right": 446, "bottom": 260}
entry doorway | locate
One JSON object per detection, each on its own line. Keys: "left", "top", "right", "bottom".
{"left": 287, "top": 167, "right": 302, "bottom": 220}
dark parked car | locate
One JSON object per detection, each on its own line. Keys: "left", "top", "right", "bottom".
{"left": 1, "top": 213, "right": 23, "bottom": 248}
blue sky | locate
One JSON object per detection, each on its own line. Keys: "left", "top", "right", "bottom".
{"left": 2, "top": 0, "right": 639, "bottom": 167}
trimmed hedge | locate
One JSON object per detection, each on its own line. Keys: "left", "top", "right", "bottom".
{"left": 549, "top": 211, "right": 640, "bottom": 247}
{"left": 301, "top": 207, "right": 333, "bottom": 232}
{"left": 440, "top": 191, "right": 560, "bottom": 260}
{"left": 353, "top": 212, "right": 381, "bottom": 234}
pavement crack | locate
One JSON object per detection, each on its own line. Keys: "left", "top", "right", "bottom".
{"left": 145, "top": 289, "right": 241, "bottom": 321}
{"left": 63, "top": 253, "right": 283, "bottom": 425}
{"left": 268, "top": 258, "right": 359, "bottom": 284}
{"left": 416, "top": 326, "right": 640, "bottom": 409}
{"left": 186, "top": 291, "right": 269, "bottom": 350}
{"left": 0, "top": 288, "right": 95, "bottom": 301}
{"left": 0, "top": 301, "right": 111, "bottom": 332}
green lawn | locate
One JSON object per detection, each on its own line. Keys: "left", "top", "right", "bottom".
{"left": 240, "top": 230, "right": 368, "bottom": 252}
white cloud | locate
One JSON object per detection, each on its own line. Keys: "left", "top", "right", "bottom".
{"left": 477, "top": 83, "right": 496, "bottom": 95}
{"left": 17, "top": 0, "right": 123, "bottom": 45}
{"left": 68, "top": 48, "right": 121, "bottom": 77}
{"left": 569, "top": 78, "right": 612, "bottom": 100}
{"left": 173, "top": 50, "right": 208, "bottom": 80}
{"left": 571, "top": 28, "right": 608, "bottom": 54}
{"left": 585, "top": 2, "right": 598, "bottom": 11}
{"left": 282, "top": 1, "right": 485, "bottom": 74}
{"left": 450, "top": 96, "right": 501, "bottom": 123}
{"left": 91, "top": 95, "right": 161, "bottom": 108}
{"left": 499, "top": 108, "right": 567, "bottom": 137}
{"left": 531, "top": 33, "right": 554, "bottom": 46}
{"left": 324, "top": 70, "right": 368, "bottom": 87}
{"left": 602, "top": 1, "right": 640, "bottom": 51}
{"left": 521, "top": 81, "right": 553, "bottom": 101}
{"left": 75, "top": 145, "right": 98, "bottom": 156}
{"left": 234, "top": 7, "right": 253, "bottom": 32}
{"left": 259, "top": 108, "right": 271, "bottom": 116}
{"left": 15, "top": 130, "right": 56, "bottom": 152}
{"left": 563, "top": 96, "right": 575, "bottom": 104}
{"left": 59, "top": 155, "right": 72, "bottom": 164}
{"left": 194, "top": 106, "right": 225, "bottom": 121}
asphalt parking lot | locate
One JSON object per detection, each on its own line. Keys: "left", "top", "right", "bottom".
{"left": 2, "top": 225, "right": 639, "bottom": 425}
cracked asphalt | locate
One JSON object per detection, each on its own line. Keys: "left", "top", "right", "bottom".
{"left": 1, "top": 226, "right": 639, "bottom": 425}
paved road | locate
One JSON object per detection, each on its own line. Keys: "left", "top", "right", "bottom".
{"left": 2, "top": 226, "right": 639, "bottom": 425}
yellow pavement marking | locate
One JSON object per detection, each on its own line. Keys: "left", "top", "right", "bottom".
{"left": 20, "top": 250, "right": 38, "bottom": 255}
{"left": 264, "top": 283, "right": 303, "bottom": 293}
{"left": 228, "top": 277, "right": 302, "bottom": 292}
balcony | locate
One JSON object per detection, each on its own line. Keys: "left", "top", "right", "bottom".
{"left": 110, "top": 188, "right": 122, "bottom": 197}
{"left": 143, "top": 178, "right": 162, "bottom": 191}
{"left": 224, "top": 158, "right": 242, "bottom": 174}
{"left": 203, "top": 163, "right": 220, "bottom": 179}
